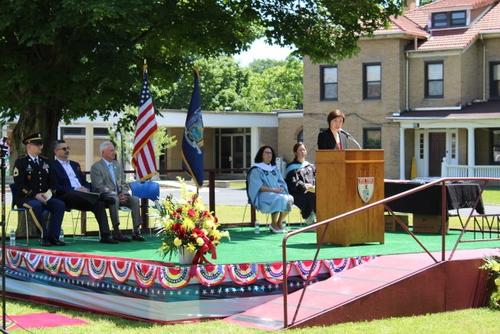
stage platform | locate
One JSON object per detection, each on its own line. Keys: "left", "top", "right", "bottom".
{"left": 2, "top": 227, "right": 499, "bottom": 323}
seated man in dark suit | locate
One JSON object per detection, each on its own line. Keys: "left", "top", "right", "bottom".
{"left": 52, "top": 140, "right": 118, "bottom": 244}
{"left": 13, "top": 133, "right": 65, "bottom": 246}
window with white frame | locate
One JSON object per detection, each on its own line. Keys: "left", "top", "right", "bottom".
{"left": 363, "top": 63, "right": 381, "bottom": 99}
{"left": 320, "top": 66, "right": 338, "bottom": 100}
{"left": 490, "top": 62, "right": 500, "bottom": 99}
{"left": 425, "top": 61, "right": 444, "bottom": 98}
{"left": 431, "top": 10, "right": 467, "bottom": 28}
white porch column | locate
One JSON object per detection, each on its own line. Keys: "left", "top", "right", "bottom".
{"left": 467, "top": 127, "right": 475, "bottom": 177}
{"left": 85, "top": 125, "right": 94, "bottom": 171}
{"left": 399, "top": 127, "right": 405, "bottom": 179}
{"left": 250, "top": 127, "right": 259, "bottom": 165}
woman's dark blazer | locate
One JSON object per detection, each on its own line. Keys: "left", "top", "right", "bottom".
{"left": 317, "top": 130, "right": 349, "bottom": 149}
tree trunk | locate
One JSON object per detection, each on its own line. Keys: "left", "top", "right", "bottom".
{"left": 11, "top": 106, "right": 62, "bottom": 163}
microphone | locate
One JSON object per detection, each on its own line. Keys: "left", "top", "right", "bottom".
{"left": 339, "top": 129, "right": 352, "bottom": 138}
{"left": 339, "top": 129, "right": 362, "bottom": 149}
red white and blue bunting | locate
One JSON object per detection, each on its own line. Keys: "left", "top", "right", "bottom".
{"left": 158, "top": 266, "right": 192, "bottom": 289}
{"left": 134, "top": 263, "right": 158, "bottom": 288}
{"left": 227, "top": 263, "right": 259, "bottom": 285}
{"left": 64, "top": 257, "right": 86, "bottom": 277}
{"left": 260, "top": 262, "right": 293, "bottom": 284}
{"left": 294, "top": 260, "right": 323, "bottom": 281}
{"left": 3, "top": 248, "right": 375, "bottom": 290}
{"left": 195, "top": 264, "right": 226, "bottom": 287}
{"left": 109, "top": 260, "right": 133, "bottom": 283}
{"left": 88, "top": 258, "right": 108, "bottom": 281}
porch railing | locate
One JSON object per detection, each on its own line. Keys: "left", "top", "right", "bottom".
{"left": 441, "top": 163, "right": 500, "bottom": 178}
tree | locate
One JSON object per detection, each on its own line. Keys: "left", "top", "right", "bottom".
{"left": 244, "top": 56, "right": 303, "bottom": 111}
{"left": 0, "top": 1, "right": 402, "bottom": 158}
{"left": 162, "top": 57, "right": 251, "bottom": 112}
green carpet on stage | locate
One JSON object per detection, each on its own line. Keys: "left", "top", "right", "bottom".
{"left": 30, "top": 228, "right": 500, "bottom": 265}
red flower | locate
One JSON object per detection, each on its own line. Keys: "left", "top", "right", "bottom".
{"left": 188, "top": 208, "right": 196, "bottom": 217}
{"left": 176, "top": 207, "right": 183, "bottom": 214}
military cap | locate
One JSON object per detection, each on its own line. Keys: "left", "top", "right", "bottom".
{"left": 22, "top": 133, "right": 43, "bottom": 145}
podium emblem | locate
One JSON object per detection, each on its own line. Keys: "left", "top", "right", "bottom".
{"left": 357, "top": 177, "right": 374, "bottom": 203}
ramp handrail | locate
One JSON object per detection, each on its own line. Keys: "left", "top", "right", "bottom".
{"left": 281, "top": 177, "right": 500, "bottom": 328}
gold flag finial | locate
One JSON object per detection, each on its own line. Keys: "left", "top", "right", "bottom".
{"left": 143, "top": 59, "right": 148, "bottom": 73}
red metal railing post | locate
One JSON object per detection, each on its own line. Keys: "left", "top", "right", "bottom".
{"left": 441, "top": 181, "right": 447, "bottom": 262}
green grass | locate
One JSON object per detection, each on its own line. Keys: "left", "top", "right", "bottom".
{"left": 228, "top": 180, "right": 245, "bottom": 190}
{"left": 483, "top": 188, "right": 500, "bottom": 205}
{"left": 4, "top": 299, "right": 499, "bottom": 333}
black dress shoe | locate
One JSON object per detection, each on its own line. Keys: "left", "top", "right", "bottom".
{"left": 40, "top": 239, "right": 52, "bottom": 247}
{"left": 49, "top": 238, "right": 66, "bottom": 246}
{"left": 113, "top": 234, "right": 131, "bottom": 242}
{"left": 100, "top": 236, "right": 119, "bottom": 244}
{"left": 132, "top": 234, "right": 145, "bottom": 241}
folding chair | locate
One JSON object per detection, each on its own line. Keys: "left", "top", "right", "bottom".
{"left": 242, "top": 167, "right": 271, "bottom": 231}
{"left": 7, "top": 183, "right": 44, "bottom": 246}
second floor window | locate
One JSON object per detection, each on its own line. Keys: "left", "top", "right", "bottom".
{"left": 425, "top": 61, "right": 444, "bottom": 98}
{"left": 490, "top": 62, "right": 500, "bottom": 99}
{"left": 320, "top": 66, "right": 338, "bottom": 100}
{"left": 431, "top": 10, "right": 467, "bottom": 28}
{"left": 363, "top": 63, "right": 381, "bottom": 99}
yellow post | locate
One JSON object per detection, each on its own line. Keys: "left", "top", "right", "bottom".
{"left": 410, "top": 156, "right": 417, "bottom": 179}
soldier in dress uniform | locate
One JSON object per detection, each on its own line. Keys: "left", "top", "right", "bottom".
{"left": 12, "top": 133, "right": 66, "bottom": 246}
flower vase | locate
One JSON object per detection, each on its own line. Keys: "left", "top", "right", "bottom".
{"left": 178, "top": 248, "right": 195, "bottom": 265}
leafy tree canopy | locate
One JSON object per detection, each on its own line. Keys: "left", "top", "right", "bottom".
{"left": 0, "top": 0, "right": 402, "bottom": 157}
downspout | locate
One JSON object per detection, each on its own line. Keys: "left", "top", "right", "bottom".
{"left": 481, "top": 34, "right": 486, "bottom": 101}
{"left": 405, "top": 51, "right": 409, "bottom": 111}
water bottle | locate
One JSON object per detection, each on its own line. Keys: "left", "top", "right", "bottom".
{"left": 254, "top": 221, "right": 260, "bottom": 234}
{"left": 9, "top": 229, "right": 16, "bottom": 246}
{"left": 59, "top": 229, "right": 65, "bottom": 242}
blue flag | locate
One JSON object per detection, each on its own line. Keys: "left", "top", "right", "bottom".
{"left": 182, "top": 71, "right": 204, "bottom": 188}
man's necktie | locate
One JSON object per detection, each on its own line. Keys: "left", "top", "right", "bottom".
{"left": 108, "top": 163, "right": 117, "bottom": 191}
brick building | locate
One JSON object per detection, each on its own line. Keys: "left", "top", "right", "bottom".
{"left": 302, "top": 0, "right": 500, "bottom": 179}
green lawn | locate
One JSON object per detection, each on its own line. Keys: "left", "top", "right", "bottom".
{"left": 483, "top": 188, "right": 500, "bottom": 204}
{"left": 4, "top": 299, "right": 499, "bottom": 333}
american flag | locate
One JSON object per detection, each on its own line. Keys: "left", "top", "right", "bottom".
{"left": 132, "top": 63, "right": 158, "bottom": 181}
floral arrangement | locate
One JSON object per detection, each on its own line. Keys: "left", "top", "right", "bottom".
{"left": 480, "top": 256, "right": 500, "bottom": 309}
{"left": 157, "top": 184, "right": 229, "bottom": 264}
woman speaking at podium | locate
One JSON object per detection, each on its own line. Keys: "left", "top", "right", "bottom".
{"left": 317, "top": 109, "right": 349, "bottom": 150}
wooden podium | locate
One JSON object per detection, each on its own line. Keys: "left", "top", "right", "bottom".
{"left": 316, "top": 149, "right": 385, "bottom": 246}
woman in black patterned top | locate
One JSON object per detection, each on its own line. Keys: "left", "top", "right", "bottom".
{"left": 285, "top": 142, "right": 316, "bottom": 224}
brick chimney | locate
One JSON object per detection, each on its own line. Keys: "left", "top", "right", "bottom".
{"left": 405, "top": 0, "right": 418, "bottom": 11}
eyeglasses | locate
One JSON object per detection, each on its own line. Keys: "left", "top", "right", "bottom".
{"left": 58, "top": 147, "right": 70, "bottom": 151}
{"left": 263, "top": 151, "right": 273, "bottom": 154}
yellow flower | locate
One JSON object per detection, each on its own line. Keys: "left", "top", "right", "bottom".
{"left": 187, "top": 243, "right": 196, "bottom": 252}
{"left": 183, "top": 217, "right": 195, "bottom": 231}
{"left": 211, "top": 230, "right": 221, "bottom": 240}
{"left": 495, "top": 278, "right": 500, "bottom": 287}
{"left": 173, "top": 237, "right": 182, "bottom": 247}
{"left": 196, "top": 237, "right": 205, "bottom": 246}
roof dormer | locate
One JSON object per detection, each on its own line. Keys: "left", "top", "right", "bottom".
{"left": 431, "top": 9, "right": 468, "bottom": 29}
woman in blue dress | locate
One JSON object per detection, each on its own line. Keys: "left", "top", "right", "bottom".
{"left": 247, "top": 145, "right": 293, "bottom": 233}
{"left": 285, "top": 142, "right": 316, "bottom": 225}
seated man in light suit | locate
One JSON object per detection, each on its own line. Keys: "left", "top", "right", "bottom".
{"left": 90, "top": 141, "right": 145, "bottom": 241}
{"left": 52, "top": 140, "right": 118, "bottom": 244}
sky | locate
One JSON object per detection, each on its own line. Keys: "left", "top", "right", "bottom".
{"left": 234, "top": 38, "right": 294, "bottom": 66}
